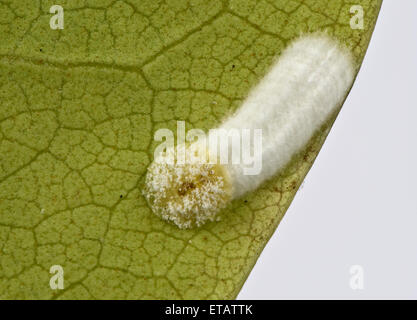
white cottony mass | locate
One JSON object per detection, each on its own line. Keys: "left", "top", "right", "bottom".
{"left": 144, "top": 33, "right": 355, "bottom": 229}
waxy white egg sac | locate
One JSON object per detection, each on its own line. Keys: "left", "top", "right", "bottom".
{"left": 144, "top": 33, "right": 355, "bottom": 229}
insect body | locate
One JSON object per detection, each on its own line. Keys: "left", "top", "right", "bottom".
{"left": 144, "top": 34, "right": 355, "bottom": 229}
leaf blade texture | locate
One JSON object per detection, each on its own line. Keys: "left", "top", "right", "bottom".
{"left": 0, "top": 0, "right": 382, "bottom": 299}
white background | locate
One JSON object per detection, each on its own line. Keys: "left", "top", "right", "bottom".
{"left": 238, "top": 0, "right": 417, "bottom": 299}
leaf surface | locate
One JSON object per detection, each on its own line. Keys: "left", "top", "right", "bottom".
{"left": 0, "top": 0, "right": 382, "bottom": 299}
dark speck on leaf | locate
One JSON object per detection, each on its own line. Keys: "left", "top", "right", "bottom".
{"left": 120, "top": 195, "right": 123, "bottom": 198}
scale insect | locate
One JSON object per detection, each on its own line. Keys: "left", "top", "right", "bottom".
{"left": 144, "top": 33, "right": 355, "bottom": 229}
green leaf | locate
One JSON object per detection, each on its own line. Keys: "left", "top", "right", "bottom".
{"left": 0, "top": 0, "right": 381, "bottom": 299}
